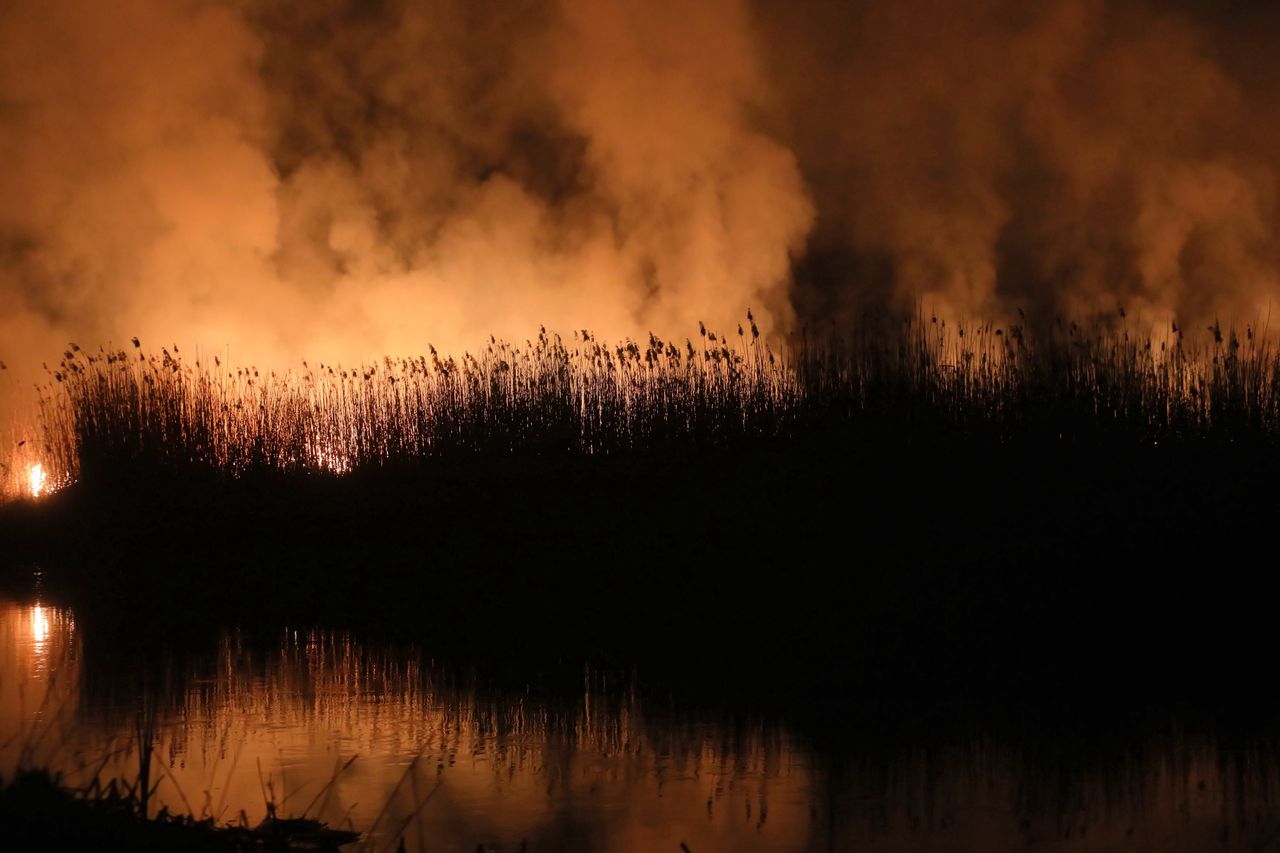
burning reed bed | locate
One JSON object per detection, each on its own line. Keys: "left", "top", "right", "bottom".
{"left": 24, "top": 323, "right": 794, "bottom": 493}
{"left": 4, "top": 313, "right": 1280, "bottom": 500}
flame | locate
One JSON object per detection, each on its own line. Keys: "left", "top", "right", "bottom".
{"left": 315, "top": 449, "right": 352, "bottom": 474}
{"left": 307, "top": 442, "right": 352, "bottom": 475}
{"left": 28, "top": 463, "right": 47, "bottom": 497}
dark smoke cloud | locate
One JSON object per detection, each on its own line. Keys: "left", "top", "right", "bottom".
{"left": 766, "top": 0, "right": 1280, "bottom": 327}
{"left": 2, "top": 0, "right": 1279, "bottom": 418}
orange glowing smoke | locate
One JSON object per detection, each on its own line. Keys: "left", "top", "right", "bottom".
{"left": 1, "top": 0, "right": 1279, "bottom": 410}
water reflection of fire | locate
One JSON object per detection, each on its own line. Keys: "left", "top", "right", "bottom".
{"left": 30, "top": 603, "right": 49, "bottom": 646}
{"left": 1, "top": 600, "right": 75, "bottom": 689}
{"left": 25, "top": 602, "right": 73, "bottom": 678}
{"left": 1, "top": 601, "right": 79, "bottom": 771}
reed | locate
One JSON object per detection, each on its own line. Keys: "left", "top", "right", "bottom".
{"left": 5, "top": 313, "right": 1279, "bottom": 500}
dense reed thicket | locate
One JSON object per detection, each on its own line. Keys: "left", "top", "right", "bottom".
{"left": 4, "top": 314, "right": 1280, "bottom": 501}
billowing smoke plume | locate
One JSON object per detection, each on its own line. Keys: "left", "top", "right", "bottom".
{"left": 768, "top": 0, "right": 1280, "bottom": 327}
{"left": 3, "top": 0, "right": 1280, "bottom": 416}
{"left": 0, "top": 0, "right": 812, "bottom": 418}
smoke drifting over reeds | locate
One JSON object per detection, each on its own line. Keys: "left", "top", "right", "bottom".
{"left": 771, "top": 0, "right": 1280, "bottom": 328}
{"left": 2, "top": 0, "right": 1280, "bottom": 399}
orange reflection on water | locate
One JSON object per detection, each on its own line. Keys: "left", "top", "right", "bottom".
{"left": 0, "top": 605, "right": 815, "bottom": 851}
{"left": 169, "top": 632, "right": 813, "bottom": 852}
{"left": 30, "top": 603, "right": 48, "bottom": 645}
{"left": 1, "top": 600, "right": 74, "bottom": 680}
{"left": 0, "top": 600, "right": 79, "bottom": 766}
{"left": 6, "top": 597, "right": 1280, "bottom": 852}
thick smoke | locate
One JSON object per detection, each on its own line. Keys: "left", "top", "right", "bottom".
{"left": 3, "top": 0, "right": 1280, "bottom": 418}
{"left": 768, "top": 0, "right": 1280, "bottom": 327}
{"left": 0, "top": 0, "right": 812, "bottom": 420}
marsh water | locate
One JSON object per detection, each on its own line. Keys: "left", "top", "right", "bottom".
{"left": 4, "top": 595, "right": 1280, "bottom": 852}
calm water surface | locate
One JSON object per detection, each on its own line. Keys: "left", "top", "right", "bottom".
{"left": 3, "top": 596, "right": 1280, "bottom": 852}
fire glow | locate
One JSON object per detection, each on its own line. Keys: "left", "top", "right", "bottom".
{"left": 28, "top": 463, "right": 47, "bottom": 498}
{"left": 309, "top": 444, "right": 353, "bottom": 475}
{"left": 3, "top": 0, "right": 1279, "bottom": 408}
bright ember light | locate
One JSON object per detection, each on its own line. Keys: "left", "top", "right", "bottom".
{"left": 310, "top": 444, "right": 352, "bottom": 475}
{"left": 28, "top": 463, "right": 47, "bottom": 497}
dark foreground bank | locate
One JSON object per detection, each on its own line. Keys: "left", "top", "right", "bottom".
{"left": 2, "top": 427, "right": 1276, "bottom": 711}
{"left": 0, "top": 769, "right": 359, "bottom": 853}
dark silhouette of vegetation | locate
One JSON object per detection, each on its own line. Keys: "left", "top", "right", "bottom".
{"left": 1, "top": 314, "right": 1277, "bottom": 704}
{"left": 0, "top": 767, "right": 359, "bottom": 852}
{"left": 5, "top": 313, "right": 1279, "bottom": 499}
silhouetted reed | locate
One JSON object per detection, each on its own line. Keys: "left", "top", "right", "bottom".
{"left": 7, "top": 313, "right": 1280, "bottom": 498}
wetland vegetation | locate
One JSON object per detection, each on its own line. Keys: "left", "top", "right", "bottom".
{"left": 3, "top": 315, "right": 1280, "bottom": 850}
